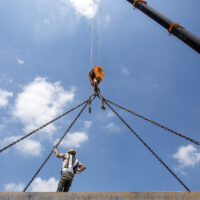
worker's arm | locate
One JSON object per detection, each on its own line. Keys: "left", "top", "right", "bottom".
{"left": 75, "top": 161, "right": 86, "bottom": 174}
{"left": 53, "top": 147, "right": 65, "bottom": 158}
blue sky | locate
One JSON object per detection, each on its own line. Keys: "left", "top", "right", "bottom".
{"left": 0, "top": 0, "right": 200, "bottom": 192}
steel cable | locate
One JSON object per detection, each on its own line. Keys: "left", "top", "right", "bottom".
{"left": 90, "top": 3, "right": 95, "bottom": 67}
{"left": 98, "top": 0, "right": 102, "bottom": 65}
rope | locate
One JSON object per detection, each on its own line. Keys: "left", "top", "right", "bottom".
{"left": 100, "top": 95, "right": 200, "bottom": 146}
{"left": 0, "top": 97, "right": 92, "bottom": 154}
{"left": 100, "top": 95, "right": 190, "bottom": 192}
{"left": 98, "top": 0, "right": 102, "bottom": 65}
{"left": 90, "top": 3, "right": 95, "bottom": 67}
{"left": 90, "top": 0, "right": 102, "bottom": 67}
{"left": 23, "top": 98, "right": 92, "bottom": 192}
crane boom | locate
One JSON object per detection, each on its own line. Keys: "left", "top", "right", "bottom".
{"left": 126, "top": 0, "right": 200, "bottom": 54}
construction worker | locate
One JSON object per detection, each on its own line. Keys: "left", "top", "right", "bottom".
{"left": 53, "top": 147, "right": 86, "bottom": 192}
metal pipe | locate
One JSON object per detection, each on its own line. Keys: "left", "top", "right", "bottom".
{"left": 126, "top": 0, "right": 200, "bottom": 54}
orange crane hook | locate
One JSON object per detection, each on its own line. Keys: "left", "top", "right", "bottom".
{"left": 89, "top": 65, "right": 105, "bottom": 94}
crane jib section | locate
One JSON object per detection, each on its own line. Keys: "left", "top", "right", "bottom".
{"left": 126, "top": 0, "right": 200, "bottom": 53}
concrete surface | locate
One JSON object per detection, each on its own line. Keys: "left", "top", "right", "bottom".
{"left": 0, "top": 192, "right": 200, "bottom": 200}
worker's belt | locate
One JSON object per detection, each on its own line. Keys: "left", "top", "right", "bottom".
{"left": 62, "top": 168, "right": 74, "bottom": 174}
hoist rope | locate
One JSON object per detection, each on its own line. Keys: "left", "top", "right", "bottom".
{"left": 100, "top": 95, "right": 200, "bottom": 146}
{"left": 99, "top": 95, "right": 190, "bottom": 192}
{"left": 23, "top": 95, "right": 95, "bottom": 192}
{"left": 90, "top": 10, "right": 95, "bottom": 67}
{"left": 98, "top": 0, "right": 102, "bottom": 65}
{"left": 90, "top": 0, "right": 102, "bottom": 67}
{"left": 0, "top": 95, "right": 93, "bottom": 154}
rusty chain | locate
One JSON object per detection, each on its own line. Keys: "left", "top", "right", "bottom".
{"left": 23, "top": 100, "right": 90, "bottom": 192}
{"left": 23, "top": 95, "right": 96, "bottom": 192}
{"left": 100, "top": 96, "right": 190, "bottom": 192}
{"left": 0, "top": 94, "right": 94, "bottom": 154}
{"left": 99, "top": 95, "right": 200, "bottom": 146}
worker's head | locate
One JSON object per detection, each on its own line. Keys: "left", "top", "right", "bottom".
{"left": 68, "top": 149, "right": 76, "bottom": 155}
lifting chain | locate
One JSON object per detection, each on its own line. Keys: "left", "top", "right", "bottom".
{"left": 89, "top": 98, "right": 92, "bottom": 113}
{"left": 100, "top": 95, "right": 200, "bottom": 146}
{"left": 0, "top": 97, "right": 93, "bottom": 154}
{"left": 100, "top": 96, "right": 190, "bottom": 192}
{"left": 101, "top": 97, "right": 106, "bottom": 110}
{"left": 23, "top": 96, "right": 95, "bottom": 192}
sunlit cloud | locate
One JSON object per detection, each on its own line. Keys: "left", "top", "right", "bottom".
{"left": 17, "top": 58, "right": 24, "bottom": 65}
{"left": 31, "top": 177, "right": 58, "bottom": 192}
{"left": 4, "top": 177, "right": 59, "bottom": 192}
{"left": 61, "top": 0, "right": 99, "bottom": 19}
{"left": 105, "top": 122, "right": 120, "bottom": 132}
{"left": 56, "top": 131, "right": 88, "bottom": 148}
{"left": 12, "top": 77, "right": 75, "bottom": 134}
{"left": 0, "top": 89, "right": 13, "bottom": 108}
{"left": 1, "top": 136, "right": 43, "bottom": 157}
{"left": 4, "top": 183, "right": 24, "bottom": 192}
{"left": 84, "top": 120, "right": 93, "bottom": 129}
{"left": 172, "top": 144, "right": 200, "bottom": 168}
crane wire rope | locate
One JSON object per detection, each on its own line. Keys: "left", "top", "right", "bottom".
{"left": 90, "top": 0, "right": 102, "bottom": 67}
{"left": 90, "top": 9, "right": 95, "bottom": 67}
{"left": 99, "top": 95, "right": 190, "bottom": 192}
{"left": 99, "top": 95, "right": 200, "bottom": 146}
{"left": 23, "top": 95, "right": 96, "bottom": 192}
{"left": 98, "top": 0, "right": 102, "bottom": 65}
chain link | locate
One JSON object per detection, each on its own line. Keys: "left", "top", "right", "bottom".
{"left": 0, "top": 95, "right": 94, "bottom": 154}
{"left": 101, "top": 95, "right": 200, "bottom": 146}
{"left": 23, "top": 95, "right": 96, "bottom": 192}
{"left": 101, "top": 96, "right": 190, "bottom": 192}
{"left": 23, "top": 101, "right": 89, "bottom": 192}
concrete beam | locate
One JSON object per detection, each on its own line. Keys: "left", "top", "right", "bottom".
{"left": 0, "top": 192, "right": 200, "bottom": 200}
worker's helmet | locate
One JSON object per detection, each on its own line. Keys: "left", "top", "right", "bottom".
{"left": 68, "top": 149, "right": 76, "bottom": 155}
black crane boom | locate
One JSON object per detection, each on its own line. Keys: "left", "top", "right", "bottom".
{"left": 126, "top": 0, "right": 200, "bottom": 54}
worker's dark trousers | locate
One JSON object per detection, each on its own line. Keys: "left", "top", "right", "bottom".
{"left": 57, "top": 171, "right": 74, "bottom": 192}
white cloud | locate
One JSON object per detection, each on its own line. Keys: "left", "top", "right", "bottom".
{"left": 61, "top": 0, "right": 99, "bottom": 19}
{"left": 17, "top": 58, "right": 24, "bottom": 65}
{"left": 95, "top": 111, "right": 115, "bottom": 121}
{"left": 172, "top": 144, "right": 200, "bottom": 168}
{"left": 4, "top": 183, "right": 24, "bottom": 192}
{"left": 31, "top": 177, "right": 58, "bottom": 192}
{"left": 0, "top": 89, "right": 13, "bottom": 108}
{"left": 4, "top": 177, "right": 58, "bottom": 192}
{"left": 1, "top": 136, "right": 43, "bottom": 157}
{"left": 105, "top": 122, "right": 120, "bottom": 132}
{"left": 106, "top": 110, "right": 114, "bottom": 118}
{"left": 58, "top": 131, "right": 88, "bottom": 148}
{"left": 84, "top": 120, "right": 92, "bottom": 129}
{"left": 105, "top": 14, "right": 110, "bottom": 23}
{"left": 121, "top": 67, "right": 130, "bottom": 75}
{"left": 13, "top": 77, "right": 75, "bottom": 134}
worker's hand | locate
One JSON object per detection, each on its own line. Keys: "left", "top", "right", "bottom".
{"left": 53, "top": 146, "right": 57, "bottom": 150}
{"left": 75, "top": 170, "right": 80, "bottom": 174}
